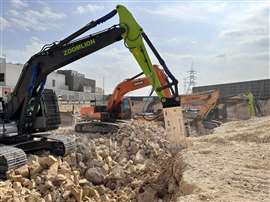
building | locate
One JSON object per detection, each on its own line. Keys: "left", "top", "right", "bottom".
{"left": 0, "top": 57, "right": 23, "bottom": 87}
{"left": 46, "top": 72, "right": 68, "bottom": 90}
{"left": 0, "top": 57, "right": 102, "bottom": 101}
{"left": 57, "top": 70, "right": 96, "bottom": 93}
{"left": 95, "top": 87, "right": 103, "bottom": 94}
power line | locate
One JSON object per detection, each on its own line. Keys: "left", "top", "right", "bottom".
{"left": 184, "top": 60, "right": 197, "bottom": 94}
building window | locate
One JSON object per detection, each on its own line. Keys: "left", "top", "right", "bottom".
{"left": 0, "top": 73, "right": 4, "bottom": 82}
{"left": 52, "top": 79, "right": 56, "bottom": 87}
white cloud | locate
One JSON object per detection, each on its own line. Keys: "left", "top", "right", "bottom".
{"left": 220, "top": 5, "right": 269, "bottom": 46}
{"left": 5, "top": 37, "right": 44, "bottom": 63}
{"left": 75, "top": 4, "right": 105, "bottom": 14}
{"left": 146, "top": 4, "right": 206, "bottom": 21}
{"left": 10, "top": 0, "right": 28, "bottom": 9}
{"left": 8, "top": 6, "right": 66, "bottom": 31}
{"left": 145, "top": 2, "right": 227, "bottom": 22}
{"left": 0, "top": 17, "right": 10, "bottom": 30}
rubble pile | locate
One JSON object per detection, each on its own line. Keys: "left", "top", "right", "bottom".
{"left": 67, "top": 120, "right": 186, "bottom": 201}
{"left": 0, "top": 120, "right": 186, "bottom": 202}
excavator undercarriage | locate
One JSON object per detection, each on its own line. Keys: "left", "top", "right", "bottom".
{"left": 0, "top": 90, "right": 76, "bottom": 178}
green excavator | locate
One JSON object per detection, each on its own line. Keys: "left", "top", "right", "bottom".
{"left": 0, "top": 5, "right": 186, "bottom": 178}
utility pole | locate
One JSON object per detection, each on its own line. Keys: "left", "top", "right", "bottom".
{"left": 185, "top": 60, "right": 197, "bottom": 94}
{"left": 102, "top": 76, "right": 105, "bottom": 104}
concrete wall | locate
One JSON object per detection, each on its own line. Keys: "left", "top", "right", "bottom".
{"left": 54, "top": 89, "right": 103, "bottom": 101}
{"left": 46, "top": 72, "right": 68, "bottom": 90}
{"left": 57, "top": 70, "right": 96, "bottom": 93}
{"left": 5, "top": 63, "right": 23, "bottom": 87}
{"left": 193, "top": 79, "right": 270, "bottom": 100}
{"left": 259, "top": 99, "right": 270, "bottom": 115}
{"left": 0, "top": 57, "right": 6, "bottom": 86}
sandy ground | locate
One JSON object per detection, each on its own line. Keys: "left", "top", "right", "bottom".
{"left": 177, "top": 116, "right": 270, "bottom": 202}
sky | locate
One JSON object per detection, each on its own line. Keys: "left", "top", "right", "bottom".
{"left": 0, "top": 0, "right": 269, "bottom": 95}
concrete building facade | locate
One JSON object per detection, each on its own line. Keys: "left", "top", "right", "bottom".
{"left": 0, "top": 57, "right": 102, "bottom": 101}
{"left": 57, "top": 70, "right": 96, "bottom": 93}
{"left": 46, "top": 72, "right": 68, "bottom": 90}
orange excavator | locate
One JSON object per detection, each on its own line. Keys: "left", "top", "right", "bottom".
{"left": 75, "top": 65, "right": 172, "bottom": 133}
{"left": 75, "top": 65, "right": 221, "bottom": 133}
{"left": 180, "top": 90, "right": 221, "bottom": 132}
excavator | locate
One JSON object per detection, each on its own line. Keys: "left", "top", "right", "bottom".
{"left": 180, "top": 90, "right": 221, "bottom": 134}
{"left": 75, "top": 64, "right": 171, "bottom": 133}
{"left": 75, "top": 67, "right": 221, "bottom": 134}
{"left": 0, "top": 5, "right": 184, "bottom": 177}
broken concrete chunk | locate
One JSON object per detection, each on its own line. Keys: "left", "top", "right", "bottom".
{"left": 13, "top": 182, "right": 22, "bottom": 193}
{"left": 63, "top": 190, "right": 71, "bottom": 200}
{"left": 47, "top": 162, "right": 59, "bottom": 180}
{"left": 134, "top": 150, "right": 145, "bottom": 164}
{"left": 70, "top": 185, "right": 83, "bottom": 202}
{"left": 44, "top": 193, "right": 53, "bottom": 202}
{"left": 39, "top": 155, "right": 58, "bottom": 168}
{"left": 14, "top": 165, "right": 30, "bottom": 178}
{"left": 83, "top": 185, "right": 100, "bottom": 199}
{"left": 55, "top": 174, "right": 66, "bottom": 182}
{"left": 85, "top": 167, "right": 105, "bottom": 185}
{"left": 29, "top": 161, "right": 43, "bottom": 177}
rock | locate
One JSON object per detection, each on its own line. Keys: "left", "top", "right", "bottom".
{"left": 73, "top": 170, "right": 80, "bottom": 185}
{"left": 95, "top": 185, "right": 107, "bottom": 195}
{"left": 44, "top": 193, "right": 53, "bottom": 202}
{"left": 14, "top": 165, "right": 30, "bottom": 178}
{"left": 102, "top": 163, "right": 109, "bottom": 173}
{"left": 47, "top": 162, "right": 59, "bottom": 180}
{"left": 55, "top": 174, "right": 66, "bottom": 182}
{"left": 70, "top": 185, "right": 83, "bottom": 202}
{"left": 9, "top": 197, "right": 22, "bottom": 202}
{"left": 21, "top": 178, "right": 34, "bottom": 189}
{"left": 13, "top": 182, "right": 22, "bottom": 192}
{"left": 129, "top": 141, "right": 139, "bottom": 154}
{"left": 45, "top": 180, "right": 54, "bottom": 190}
{"left": 105, "top": 156, "right": 113, "bottom": 167}
{"left": 50, "top": 190, "right": 62, "bottom": 202}
{"left": 39, "top": 155, "right": 58, "bottom": 168}
{"left": 137, "top": 186, "right": 158, "bottom": 202}
{"left": 25, "top": 195, "right": 41, "bottom": 202}
{"left": 79, "top": 179, "right": 90, "bottom": 186}
{"left": 29, "top": 161, "right": 43, "bottom": 176}
{"left": 83, "top": 186, "right": 100, "bottom": 199}
{"left": 9, "top": 174, "right": 23, "bottom": 183}
{"left": 135, "top": 150, "right": 145, "bottom": 164}
{"left": 134, "top": 163, "right": 146, "bottom": 172}
{"left": 85, "top": 167, "right": 105, "bottom": 185}
{"left": 35, "top": 176, "right": 42, "bottom": 185}
{"left": 121, "top": 137, "right": 130, "bottom": 147}
{"left": 63, "top": 190, "right": 71, "bottom": 200}
{"left": 98, "top": 148, "right": 109, "bottom": 159}
{"left": 64, "top": 178, "right": 75, "bottom": 190}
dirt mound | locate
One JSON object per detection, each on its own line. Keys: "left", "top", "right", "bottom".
{"left": 177, "top": 115, "right": 270, "bottom": 202}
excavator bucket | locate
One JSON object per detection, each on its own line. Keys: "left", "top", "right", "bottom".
{"left": 163, "top": 106, "right": 187, "bottom": 153}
